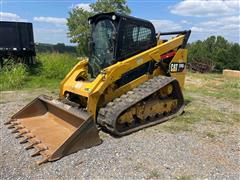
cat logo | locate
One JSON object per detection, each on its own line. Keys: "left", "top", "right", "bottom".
{"left": 170, "top": 62, "right": 186, "bottom": 73}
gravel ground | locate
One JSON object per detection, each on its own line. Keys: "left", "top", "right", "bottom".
{"left": 0, "top": 90, "right": 239, "bottom": 179}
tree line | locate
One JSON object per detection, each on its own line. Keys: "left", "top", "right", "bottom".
{"left": 36, "top": 43, "right": 77, "bottom": 54}
{"left": 187, "top": 36, "right": 240, "bottom": 71}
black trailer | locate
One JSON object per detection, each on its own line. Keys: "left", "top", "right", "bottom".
{"left": 0, "top": 21, "right": 36, "bottom": 68}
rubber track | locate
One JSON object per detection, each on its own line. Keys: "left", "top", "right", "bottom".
{"left": 97, "top": 76, "right": 185, "bottom": 136}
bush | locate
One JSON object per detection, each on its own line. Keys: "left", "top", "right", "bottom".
{"left": 0, "top": 61, "right": 28, "bottom": 90}
{"left": 37, "top": 53, "right": 79, "bottom": 79}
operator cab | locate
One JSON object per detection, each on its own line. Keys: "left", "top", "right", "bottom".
{"left": 88, "top": 12, "right": 157, "bottom": 77}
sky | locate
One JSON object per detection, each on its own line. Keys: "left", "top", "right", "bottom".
{"left": 0, "top": 0, "right": 239, "bottom": 45}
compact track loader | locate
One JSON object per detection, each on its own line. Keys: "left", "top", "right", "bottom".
{"left": 5, "top": 12, "right": 191, "bottom": 164}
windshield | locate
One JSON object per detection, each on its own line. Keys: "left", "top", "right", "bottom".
{"left": 89, "top": 19, "right": 115, "bottom": 77}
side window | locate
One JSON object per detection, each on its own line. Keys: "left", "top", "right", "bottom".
{"left": 119, "top": 22, "right": 154, "bottom": 60}
{"left": 132, "top": 27, "right": 138, "bottom": 42}
{"left": 131, "top": 26, "right": 152, "bottom": 42}
{"left": 138, "top": 27, "right": 151, "bottom": 42}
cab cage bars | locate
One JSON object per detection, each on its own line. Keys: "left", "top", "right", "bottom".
{"left": 156, "top": 30, "right": 191, "bottom": 48}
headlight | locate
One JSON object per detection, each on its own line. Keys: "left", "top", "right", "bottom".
{"left": 112, "top": 15, "right": 116, "bottom": 20}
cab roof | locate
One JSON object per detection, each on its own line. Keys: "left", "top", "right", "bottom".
{"left": 88, "top": 12, "right": 154, "bottom": 27}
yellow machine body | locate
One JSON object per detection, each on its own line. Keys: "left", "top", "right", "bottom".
{"left": 60, "top": 35, "right": 188, "bottom": 120}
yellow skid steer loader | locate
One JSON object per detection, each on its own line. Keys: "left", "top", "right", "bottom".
{"left": 5, "top": 12, "right": 191, "bottom": 164}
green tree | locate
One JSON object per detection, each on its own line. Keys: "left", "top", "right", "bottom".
{"left": 188, "top": 36, "right": 240, "bottom": 71}
{"left": 90, "top": 0, "right": 131, "bottom": 14}
{"left": 228, "top": 43, "right": 240, "bottom": 70}
{"left": 67, "top": 0, "right": 131, "bottom": 56}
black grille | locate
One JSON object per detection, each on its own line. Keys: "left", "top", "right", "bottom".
{"left": 116, "top": 19, "right": 156, "bottom": 61}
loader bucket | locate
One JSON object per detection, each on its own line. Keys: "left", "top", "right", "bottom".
{"left": 5, "top": 95, "right": 101, "bottom": 165}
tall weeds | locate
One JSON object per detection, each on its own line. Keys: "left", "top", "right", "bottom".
{"left": 0, "top": 61, "right": 27, "bottom": 90}
{"left": 38, "top": 53, "right": 78, "bottom": 79}
{"left": 0, "top": 53, "right": 79, "bottom": 91}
